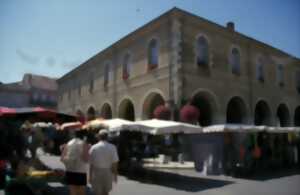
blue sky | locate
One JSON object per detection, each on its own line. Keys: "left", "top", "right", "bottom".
{"left": 0, "top": 0, "right": 299, "bottom": 83}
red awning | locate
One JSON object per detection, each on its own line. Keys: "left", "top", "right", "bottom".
{"left": 0, "top": 107, "right": 77, "bottom": 124}
{"left": 0, "top": 107, "right": 16, "bottom": 117}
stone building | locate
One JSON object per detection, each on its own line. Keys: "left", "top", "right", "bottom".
{"left": 57, "top": 8, "right": 300, "bottom": 126}
{"left": 0, "top": 73, "right": 58, "bottom": 109}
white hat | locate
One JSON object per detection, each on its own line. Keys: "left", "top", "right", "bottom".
{"left": 98, "top": 129, "right": 109, "bottom": 136}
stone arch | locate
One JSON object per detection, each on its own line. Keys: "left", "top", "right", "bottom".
{"left": 75, "top": 108, "right": 84, "bottom": 116}
{"left": 276, "top": 103, "right": 291, "bottom": 127}
{"left": 87, "top": 106, "right": 96, "bottom": 121}
{"left": 75, "top": 109, "right": 85, "bottom": 123}
{"left": 226, "top": 96, "right": 248, "bottom": 124}
{"left": 142, "top": 92, "right": 165, "bottom": 119}
{"left": 254, "top": 100, "right": 272, "bottom": 125}
{"left": 76, "top": 109, "right": 84, "bottom": 117}
{"left": 294, "top": 106, "right": 300, "bottom": 126}
{"left": 195, "top": 33, "right": 211, "bottom": 45}
{"left": 118, "top": 98, "right": 135, "bottom": 121}
{"left": 100, "top": 103, "right": 112, "bottom": 119}
{"left": 190, "top": 89, "right": 219, "bottom": 126}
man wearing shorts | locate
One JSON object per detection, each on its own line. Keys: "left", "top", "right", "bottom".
{"left": 89, "top": 129, "right": 119, "bottom": 195}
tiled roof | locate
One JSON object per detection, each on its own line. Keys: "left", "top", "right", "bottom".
{"left": 23, "top": 74, "right": 58, "bottom": 91}
{"left": 0, "top": 82, "right": 27, "bottom": 92}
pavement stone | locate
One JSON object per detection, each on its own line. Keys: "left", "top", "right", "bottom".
{"left": 1, "top": 154, "right": 299, "bottom": 195}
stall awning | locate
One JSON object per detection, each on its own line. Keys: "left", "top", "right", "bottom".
{"left": 83, "top": 118, "right": 135, "bottom": 131}
{"left": 120, "top": 119, "right": 203, "bottom": 135}
{"left": 0, "top": 106, "right": 77, "bottom": 123}
{"left": 0, "top": 107, "right": 16, "bottom": 117}
{"left": 202, "top": 124, "right": 300, "bottom": 133}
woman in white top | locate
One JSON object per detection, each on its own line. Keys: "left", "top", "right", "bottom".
{"left": 61, "top": 129, "right": 90, "bottom": 195}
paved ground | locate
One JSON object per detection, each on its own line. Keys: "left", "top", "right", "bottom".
{"left": 111, "top": 172, "right": 300, "bottom": 195}
{"left": 2, "top": 170, "right": 298, "bottom": 195}
{"left": 1, "top": 155, "right": 299, "bottom": 195}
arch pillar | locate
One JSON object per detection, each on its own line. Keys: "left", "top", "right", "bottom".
{"left": 294, "top": 106, "right": 300, "bottom": 126}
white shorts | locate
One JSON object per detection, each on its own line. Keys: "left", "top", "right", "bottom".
{"left": 91, "top": 167, "right": 113, "bottom": 194}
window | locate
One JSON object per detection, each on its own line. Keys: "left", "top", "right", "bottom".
{"left": 78, "top": 86, "right": 81, "bottom": 96}
{"left": 78, "top": 82, "right": 81, "bottom": 96}
{"left": 33, "top": 93, "right": 39, "bottom": 101}
{"left": 50, "top": 95, "right": 56, "bottom": 103}
{"left": 256, "top": 57, "right": 264, "bottom": 82}
{"left": 122, "top": 53, "right": 130, "bottom": 80}
{"left": 277, "top": 64, "right": 284, "bottom": 87}
{"left": 147, "top": 38, "right": 158, "bottom": 71}
{"left": 104, "top": 63, "right": 110, "bottom": 87}
{"left": 42, "top": 94, "right": 47, "bottom": 102}
{"left": 296, "top": 71, "right": 300, "bottom": 94}
{"left": 89, "top": 77, "right": 94, "bottom": 94}
{"left": 230, "top": 48, "right": 241, "bottom": 75}
{"left": 68, "top": 90, "right": 71, "bottom": 100}
{"left": 196, "top": 36, "right": 209, "bottom": 67}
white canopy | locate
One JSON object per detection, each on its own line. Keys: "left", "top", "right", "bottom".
{"left": 202, "top": 124, "right": 300, "bottom": 133}
{"left": 202, "top": 124, "right": 266, "bottom": 133}
{"left": 81, "top": 118, "right": 135, "bottom": 131}
{"left": 101, "top": 118, "right": 135, "bottom": 130}
{"left": 265, "top": 126, "right": 300, "bottom": 133}
{"left": 60, "top": 121, "right": 82, "bottom": 131}
{"left": 32, "top": 122, "right": 54, "bottom": 128}
{"left": 119, "top": 119, "right": 202, "bottom": 135}
{"left": 83, "top": 118, "right": 134, "bottom": 130}
{"left": 88, "top": 118, "right": 300, "bottom": 135}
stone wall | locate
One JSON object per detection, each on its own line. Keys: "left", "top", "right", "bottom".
{"left": 57, "top": 8, "right": 300, "bottom": 125}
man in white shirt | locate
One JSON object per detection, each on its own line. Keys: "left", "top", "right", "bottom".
{"left": 89, "top": 129, "right": 119, "bottom": 195}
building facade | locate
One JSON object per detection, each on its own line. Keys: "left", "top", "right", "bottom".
{"left": 0, "top": 74, "right": 58, "bottom": 109}
{"left": 57, "top": 8, "right": 300, "bottom": 126}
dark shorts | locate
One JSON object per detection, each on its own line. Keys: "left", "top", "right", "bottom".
{"left": 65, "top": 171, "right": 87, "bottom": 186}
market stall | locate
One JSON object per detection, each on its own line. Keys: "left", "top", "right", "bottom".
{"left": 191, "top": 125, "right": 300, "bottom": 176}
{"left": 110, "top": 121, "right": 300, "bottom": 176}
{"left": 108, "top": 119, "right": 202, "bottom": 172}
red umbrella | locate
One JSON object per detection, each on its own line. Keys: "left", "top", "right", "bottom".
{"left": 33, "top": 107, "right": 48, "bottom": 112}
{"left": 32, "top": 107, "right": 57, "bottom": 118}
{"left": 14, "top": 107, "right": 77, "bottom": 124}
{"left": 0, "top": 107, "right": 16, "bottom": 117}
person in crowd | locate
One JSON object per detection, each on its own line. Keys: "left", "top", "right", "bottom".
{"left": 89, "top": 129, "right": 119, "bottom": 195}
{"left": 28, "top": 126, "right": 45, "bottom": 159}
{"left": 60, "top": 129, "right": 89, "bottom": 195}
